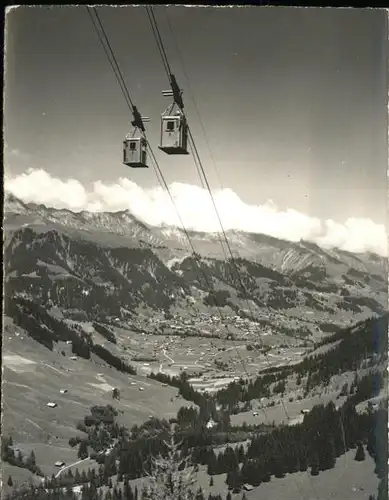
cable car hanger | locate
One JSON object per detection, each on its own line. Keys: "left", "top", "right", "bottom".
{"left": 123, "top": 104, "right": 151, "bottom": 169}
{"left": 131, "top": 104, "right": 148, "bottom": 132}
{"left": 166, "top": 73, "right": 184, "bottom": 110}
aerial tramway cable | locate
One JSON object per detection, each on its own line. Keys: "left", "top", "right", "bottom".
{"left": 146, "top": 4, "right": 293, "bottom": 416}
{"left": 163, "top": 9, "right": 227, "bottom": 202}
{"left": 86, "top": 7, "right": 135, "bottom": 113}
{"left": 145, "top": 9, "right": 327, "bottom": 500}
{"left": 160, "top": 14, "right": 349, "bottom": 491}
{"left": 85, "top": 6, "right": 254, "bottom": 382}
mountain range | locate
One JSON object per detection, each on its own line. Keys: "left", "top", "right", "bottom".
{"left": 4, "top": 192, "right": 387, "bottom": 339}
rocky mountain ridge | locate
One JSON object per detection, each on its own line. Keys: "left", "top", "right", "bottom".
{"left": 4, "top": 193, "right": 387, "bottom": 338}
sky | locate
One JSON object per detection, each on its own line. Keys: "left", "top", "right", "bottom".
{"left": 4, "top": 6, "right": 388, "bottom": 255}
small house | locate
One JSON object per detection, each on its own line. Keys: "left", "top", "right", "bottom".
{"left": 70, "top": 356, "right": 78, "bottom": 361}
{"left": 301, "top": 409, "right": 310, "bottom": 415}
{"left": 206, "top": 418, "right": 217, "bottom": 430}
{"left": 60, "top": 389, "right": 67, "bottom": 394}
{"left": 54, "top": 461, "right": 65, "bottom": 467}
{"left": 139, "top": 387, "right": 144, "bottom": 392}
{"left": 243, "top": 484, "right": 254, "bottom": 491}
{"left": 47, "top": 402, "right": 57, "bottom": 408}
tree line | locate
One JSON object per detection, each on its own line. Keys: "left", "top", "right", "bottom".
{"left": 148, "top": 371, "right": 211, "bottom": 409}
{"left": 4, "top": 473, "right": 231, "bottom": 500}
{"left": 2, "top": 437, "right": 43, "bottom": 477}
{"left": 213, "top": 313, "right": 388, "bottom": 411}
{"left": 4, "top": 295, "right": 136, "bottom": 374}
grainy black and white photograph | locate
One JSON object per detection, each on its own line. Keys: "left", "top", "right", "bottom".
{"left": 2, "top": 5, "right": 388, "bottom": 500}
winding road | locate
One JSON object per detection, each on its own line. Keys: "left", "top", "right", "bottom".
{"left": 55, "top": 457, "right": 91, "bottom": 478}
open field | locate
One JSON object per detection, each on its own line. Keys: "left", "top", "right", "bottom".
{"left": 2, "top": 320, "right": 195, "bottom": 483}
{"left": 230, "top": 391, "right": 349, "bottom": 427}
{"left": 1, "top": 463, "right": 43, "bottom": 495}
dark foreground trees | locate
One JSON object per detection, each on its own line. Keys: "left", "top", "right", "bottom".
{"left": 354, "top": 442, "right": 365, "bottom": 462}
{"left": 140, "top": 431, "right": 199, "bottom": 500}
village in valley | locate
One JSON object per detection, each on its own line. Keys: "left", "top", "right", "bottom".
{"left": 113, "top": 311, "right": 309, "bottom": 385}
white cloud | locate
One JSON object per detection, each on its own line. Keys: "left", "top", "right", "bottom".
{"left": 5, "top": 168, "right": 88, "bottom": 210}
{"left": 4, "top": 168, "right": 387, "bottom": 257}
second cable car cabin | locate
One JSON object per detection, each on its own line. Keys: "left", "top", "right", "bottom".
{"left": 158, "top": 92, "right": 189, "bottom": 155}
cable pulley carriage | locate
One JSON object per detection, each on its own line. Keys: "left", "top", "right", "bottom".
{"left": 123, "top": 105, "right": 150, "bottom": 168}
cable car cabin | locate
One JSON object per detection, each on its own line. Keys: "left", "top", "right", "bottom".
{"left": 123, "top": 137, "right": 148, "bottom": 168}
{"left": 159, "top": 111, "right": 189, "bottom": 155}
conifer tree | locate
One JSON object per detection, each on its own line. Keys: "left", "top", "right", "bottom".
{"left": 81, "top": 484, "right": 90, "bottom": 500}
{"left": 310, "top": 454, "right": 319, "bottom": 476}
{"left": 28, "top": 450, "right": 36, "bottom": 467}
{"left": 7, "top": 475, "right": 13, "bottom": 487}
{"left": 141, "top": 487, "right": 150, "bottom": 500}
{"left": 354, "top": 442, "right": 365, "bottom": 462}
{"left": 75, "top": 468, "right": 81, "bottom": 483}
{"left": 78, "top": 441, "right": 88, "bottom": 460}
{"left": 143, "top": 429, "right": 198, "bottom": 500}
{"left": 377, "top": 478, "right": 388, "bottom": 500}
{"left": 195, "top": 487, "right": 205, "bottom": 500}
{"left": 207, "top": 451, "right": 218, "bottom": 476}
